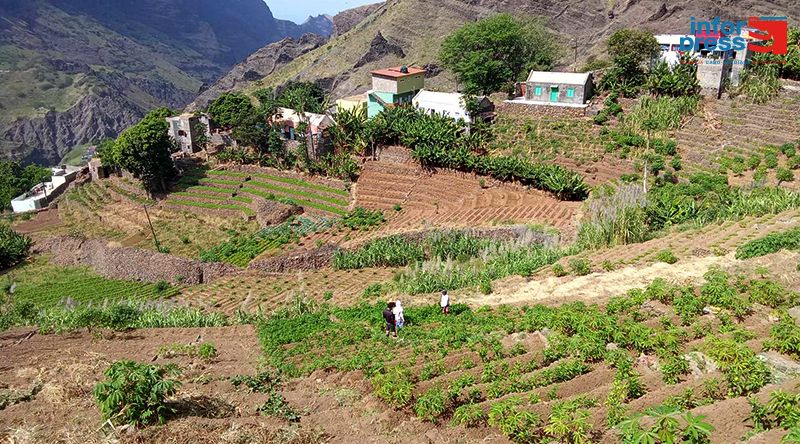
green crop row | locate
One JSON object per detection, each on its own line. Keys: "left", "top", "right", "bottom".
{"left": 735, "top": 226, "right": 800, "bottom": 259}
{"left": 248, "top": 180, "right": 349, "bottom": 207}
{"left": 240, "top": 187, "right": 346, "bottom": 216}
{"left": 249, "top": 172, "right": 349, "bottom": 197}
{"left": 166, "top": 199, "right": 255, "bottom": 217}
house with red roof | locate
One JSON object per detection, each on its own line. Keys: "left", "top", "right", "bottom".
{"left": 367, "top": 65, "right": 426, "bottom": 118}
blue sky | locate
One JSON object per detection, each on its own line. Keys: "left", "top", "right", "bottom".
{"left": 266, "top": 0, "right": 378, "bottom": 23}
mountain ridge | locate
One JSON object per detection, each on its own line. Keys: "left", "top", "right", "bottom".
{"left": 0, "top": 0, "right": 334, "bottom": 165}
{"left": 244, "top": 0, "right": 799, "bottom": 101}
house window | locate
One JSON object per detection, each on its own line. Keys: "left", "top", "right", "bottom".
{"left": 566, "top": 88, "right": 575, "bottom": 98}
{"left": 534, "top": 86, "right": 542, "bottom": 96}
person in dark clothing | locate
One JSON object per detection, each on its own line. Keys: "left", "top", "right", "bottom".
{"left": 383, "top": 302, "right": 397, "bottom": 338}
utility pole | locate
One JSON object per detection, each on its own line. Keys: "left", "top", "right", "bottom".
{"left": 143, "top": 205, "right": 161, "bottom": 252}
{"left": 573, "top": 39, "right": 579, "bottom": 72}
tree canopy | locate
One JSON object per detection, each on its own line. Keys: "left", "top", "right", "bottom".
{"left": 0, "top": 161, "right": 51, "bottom": 210}
{"left": 600, "top": 29, "right": 661, "bottom": 95}
{"left": 207, "top": 92, "right": 255, "bottom": 128}
{"left": 439, "top": 14, "right": 559, "bottom": 95}
{"left": 277, "top": 81, "right": 327, "bottom": 114}
{"left": 102, "top": 107, "right": 176, "bottom": 193}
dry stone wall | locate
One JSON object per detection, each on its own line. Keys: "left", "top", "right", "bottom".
{"left": 34, "top": 236, "right": 238, "bottom": 285}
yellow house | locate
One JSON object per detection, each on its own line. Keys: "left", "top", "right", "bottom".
{"left": 335, "top": 93, "right": 368, "bottom": 113}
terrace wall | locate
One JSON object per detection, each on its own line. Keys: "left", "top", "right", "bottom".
{"left": 34, "top": 236, "right": 238, "bottom": 285}
{"left": 497, "top": 102, "right": 586, "bottom": 118}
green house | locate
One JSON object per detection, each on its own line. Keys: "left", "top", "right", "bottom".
{"left": 367, "top": 66, "right": 426, "bottom": 118}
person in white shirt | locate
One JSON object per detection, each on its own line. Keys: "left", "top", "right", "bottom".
{"left": 440, "top": 290, "right": 450, "bottom": 315}
{"left": 393, "top": 300, "right": 405, "bottom": 329}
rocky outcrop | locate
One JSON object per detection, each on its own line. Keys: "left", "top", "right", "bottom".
{"left": 187, "top": 34, "right": 328, "bottom": 111}
{"left": 33, "top": 236, "right": 238, "bottom": 285}
{"left": 332, "top": 3, "right": 383, "bottom": 36}
{"left": 354, "top": 32, "right": 406, "bottom": 68}
{"left": 6, "top": 94, "right": 145, "bottom": 165}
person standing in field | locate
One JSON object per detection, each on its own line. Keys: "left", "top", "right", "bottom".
{"left": 393, "top": 300, "right": 405, "bottom": 329}
{"left": 440, "top": 290, "right": 450, "bottom": 315}
{"left": 383, "top": 301, "right": 397, "bottom": 338}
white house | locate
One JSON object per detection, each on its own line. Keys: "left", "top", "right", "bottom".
{"left": 11, "top": 166, "right": 81, "bottom": 213}
{"left": 412, "top": 90, "right": 494, "bottom": 124}
{"left": 655, "top": 34, "right": 694, "bottom": 66}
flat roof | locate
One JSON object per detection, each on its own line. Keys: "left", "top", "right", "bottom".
{"left": 371, "top": 66, "right": 426, "bottom": 79}
{"left": 338, "top": 93, "right": 368, "bottom": 102}
{"left": 527, "top": 71, "right": 592, "bottom": 85}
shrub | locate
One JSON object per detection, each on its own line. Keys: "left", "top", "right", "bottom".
{"left": 258, "top": 390, "right": 300, "bottom": 421}
{"left": 704, "top": 337, "right": 770, "bottom": 396}
{"left": 0, "top": 225, "right": 31, "bottom": 270}
{"left": 656, "top": 249, "right": 678, "bottom": 264}
{"left": 340, "top": 207, "right": 385, "bottom": 230}
{"left": 94, "top": 361, "right": 180, "bottom": 425}
{"left": 569, "top": 258, "right": 591, "bottom": 276}
{"left": 763, "top": 314, "right": 800, "bottom": 358}
{"left": 452, "top": 403, "right": 485, "bottom": 427}
{"left": 736, "top": 227, "right": 800, "bottom": 260}
{"left": 372, "top": 366, "right": 413, "bottom": 408}
{"left": 414, "top": 386, "right": 447, "bottom": 422}
{"left": 487, "top": 396, "right": 542, "bottom": 442}
{"left": 551, "top": 263, "right": 567, "bottom": 277}
{"left": 601, "top": 260, "right": 616, "bottom": 271}
{"left": 661, "top": 355, "right": 690, "bottom": 384}
{"left": 747, "top": 154, "right": 762, "bottom": 170}
{"left": 479, "top": 276, "right": 493, "bottom": 294}
{"left": 777, "top": 167, "right": 795, "bottom": 184}
{"left": 197, "top": 342, "right": 218, "bottom": 360}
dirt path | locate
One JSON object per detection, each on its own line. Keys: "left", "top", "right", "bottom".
{"left": 13, "top": 210, "right": 62, "bottom": 234}
{"left": 456, "top": 252, "right": 737, "bottom": 307}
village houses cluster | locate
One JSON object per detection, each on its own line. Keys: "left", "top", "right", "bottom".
{"left": 9, "top": 27, "right": 764, "bottom": 214}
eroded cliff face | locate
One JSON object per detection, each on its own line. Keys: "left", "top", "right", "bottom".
{"left": 187, "top": 34, "right": 329, "bottom": 111}
{"left": 332, "top": 3, "right": 383, "bottom": 36}
{"left": 0, "top": 0, "right": 334, "bottom": 165}
{"left": 6, "top": 95, "right": 145, "bottom": 165}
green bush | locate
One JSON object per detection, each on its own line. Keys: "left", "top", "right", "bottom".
{"left": 340, "top": 207, "right": 385, "bottom": 230}
{"left": 0, "top": 225, "right": 31, "bottom": 270}
{"left": 764, "top": 314, "right": 800, "bottom": 358}
{"left": 704, "top": 337, "right": 770, "bottom": 396}
{"left": 656, "top": 249, "right": 678, "bottom": 264}
{"left": 569, "top": 258, "right": 591, "bottom": 276}
{"left": 488, "top": 396, "right": 542, "bottom": 443}
{"left": 452, "top": 403, "right": 485, "bottom": 427}
{"left": 551, "top": 263, "right": 567, "bottom": 277}
{"left": 414, "top": 386, "right": 447, "bottom": 422}
{"left": 94, "top": 361, "right": 181, "bottom": 425}
{"left": 372, "top": 366, "right": 413, "bottom": 409}
{"left": 197, "top": 343, "right": 218, "bottom": 360}
{"left": 736, "top": 227, "right": 800, "bottom": 259}
{"left": 661, "top": 355, "right": 690, "bottom": 384}
{"left": 777, "top": 167, "right": 795, "bottom": 183}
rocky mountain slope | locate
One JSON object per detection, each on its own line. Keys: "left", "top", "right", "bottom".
{"left": 250, "top": 0, "right": 799, "bottom": 100}
{"left": 0, "top": 0, "right": 333, "bottom": 165}
{"left": 187, "top": 34, "right": 329, "bottom": 111}
{"left": 187, "top": 3, "right": 384, "bottom": 110}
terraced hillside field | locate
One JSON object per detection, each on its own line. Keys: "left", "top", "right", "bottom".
{"left": 354, "top": 148, "right": 581, "bottom": 243}
{"left": 48, "top": 178, "right": 259, "bottom": 258}
{"left": 674, "top": 90, "right": 800, "bottom": 179}
{"left": 174, "top": 168, "right": 353, "bottom": 217}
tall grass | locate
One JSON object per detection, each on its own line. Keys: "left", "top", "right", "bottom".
{"left": 0, "top": 298, "right": 230, "bottom": 333}
{"left": 620, "top": 96, "right": 699, "bottom": 134}
{"left": 578, "top": 184, "right": 649, "bottom": 249}
{"left": 395, "top": 241, "right": 578, "bottom": 295}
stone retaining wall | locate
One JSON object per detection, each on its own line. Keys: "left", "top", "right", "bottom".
{"left": 248, "top": 245, "right": 338, "bottom": 273}
{"left": 497, "top": 102, "right": 587, "bottom": 118}
{"left": 34, "top": 236, "right": 238, "bottom": 285}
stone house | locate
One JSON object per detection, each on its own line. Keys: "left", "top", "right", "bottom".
{"left": 523, "top": 71, "right": 594, "bottom": 106}
{"left": 166, "top": 113, "right": 211, "bottom": 154}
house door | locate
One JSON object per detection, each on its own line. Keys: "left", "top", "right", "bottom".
{"left": 550, "top": 86, "right": 559, "bottom": 102}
